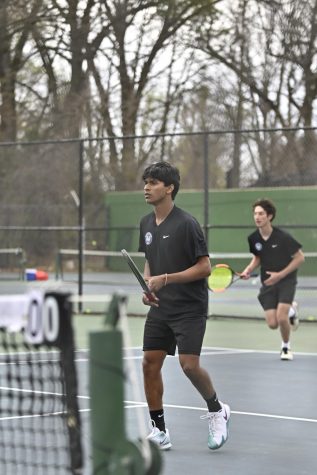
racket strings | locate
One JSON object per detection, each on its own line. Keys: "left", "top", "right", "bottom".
{"left": 208, "top": 266, "right": 234, "bottom": 292}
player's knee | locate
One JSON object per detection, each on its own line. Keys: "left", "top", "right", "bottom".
{"left": 142, "top": 357, "right": 152, "bottom": 375}
{"left": 267, "top": 321, "right": 278, "bottom": 329}
{"left": 180, "top": 361, "right": 197, "bottom": 379}
{"left": 142, "top": 356, "right": 160, "bottom": 379}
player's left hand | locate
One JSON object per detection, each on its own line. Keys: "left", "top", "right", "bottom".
{"left": 148, "top": 275, "right": 166, "bottom": 293}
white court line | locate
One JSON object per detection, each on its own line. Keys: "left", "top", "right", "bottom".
{"left": 202, "top": 346, "right": 317, "bottom": 357}
{"left": 0, "top": 411, "right": 69, "bottom": 422}
{"left": 120, "top": 346, "right": 317, "bottom": 357}
{"left": 0, "top": 386, "right": 89, "bottom": 400}
{"left": 122, "top": 349, "right": 255, "bottom": 360}
{"left": 74, "top": 345, "right": 317, "bottom": 357}
{"left": 0, "top": 406, "right": 91, "bottom": 422}
{"left": 72, "top": 346, "right": 317, "bottom": 362}
{"left": 2, "top": 402, "right": 315, "bottom": 424}
{"left": 121, "top": 346, "right": 317, "bottom": 357}
{"left": 124, "top": 400, "right": 317, "bottom": 424}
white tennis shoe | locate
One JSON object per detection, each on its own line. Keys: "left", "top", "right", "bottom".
{"left": 280, "top": 347, "right": 293, "bottom": 361}
{"left": 146, "top": 422, "right": 172, "bottom": 450}
{"left": 201, "top": 402, "right": 230, "bottom": 450}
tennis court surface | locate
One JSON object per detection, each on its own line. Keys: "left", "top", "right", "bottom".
{"left": 0, "top": 283, "right": 316, "bottom": 474}
{"left": 122, "top": 344, "right": 317, "bottom": 475}
{"left": 71, "top": 312, "right": 317, "bottom": 475}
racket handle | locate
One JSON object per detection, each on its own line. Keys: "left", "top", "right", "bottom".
{"left": 144, "top": 292, "right": 156, "bottom": 302}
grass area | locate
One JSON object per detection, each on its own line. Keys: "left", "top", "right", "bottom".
{"left": 73, "top": 314, "right": 317, "bottom": 353}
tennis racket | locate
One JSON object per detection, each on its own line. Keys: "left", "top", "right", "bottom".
{"left": 208, "top": 263, "right": 256, "bottom": 293}
{"left": 121, "top": 249, "right": 156, "bottom": 302}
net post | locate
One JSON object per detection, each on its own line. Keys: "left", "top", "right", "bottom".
{"left": 89, "top": 293, "right": 126, "bottom": 472}
{"left": 90, "top": 293, "right": 162, "bottom": 474}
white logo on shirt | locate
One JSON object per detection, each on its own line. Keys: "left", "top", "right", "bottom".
{"left": 163, "top": 235, "right": 169, "bottom": 239}
{"left": 255, "top": 242, "right": 262, "bottom": 251}
{"left": 272, "top": 244, "right": 278, "bottom": 248}
{"left": 145, "top": 232, "right": 152, "bottom": 245}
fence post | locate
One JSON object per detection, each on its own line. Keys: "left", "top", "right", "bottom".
{"left": 78, "top": 140, "right": 84, "bottom": 308}
{"left": 203, "top": 133, "right": 209, "bottom": 246}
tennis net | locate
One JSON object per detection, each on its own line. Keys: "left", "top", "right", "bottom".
{"left": 0, "top": 291, "right": 83, "bottom": 474}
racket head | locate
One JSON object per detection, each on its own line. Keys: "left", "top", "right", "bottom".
{"left": 208, "top": 264, "right": 236, "bottom": 292}
{"left": 121, "top": 249, "right": 155, "bottom": 301}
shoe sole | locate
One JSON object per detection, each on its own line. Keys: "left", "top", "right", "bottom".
{"left": 147, "top": 433, "right": 172, "bottom": 450}
{"left": 159, "top": 443, "right": 172, "bottom": 450}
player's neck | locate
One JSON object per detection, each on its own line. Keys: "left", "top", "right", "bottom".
{"left": 154, "top": 201, "right": 174, "bottom": 225}
{"left": 259, "top": 222, "right": 273, "bottom": 240}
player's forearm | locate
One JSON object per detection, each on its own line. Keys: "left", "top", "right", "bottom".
{"left": 279, "top": 250, "right": 305, "bottom": 279}
{"left": 164, "top": 258, "right": 211, "bottom": 285}
{"left": 143, "top": 260, "right": 151, "bottom": 280}
{"left": 241, "top": 256, "right": 260, "bottom": 275}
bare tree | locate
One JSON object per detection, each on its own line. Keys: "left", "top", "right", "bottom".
{"left": 0, "top": 0, "right": 43, "bottom": 141}
{"left": 194, "top": 0, "right": 317, "bottom": 185}
{"left": 85, "top": 0, "right": 223, "bottom": 189}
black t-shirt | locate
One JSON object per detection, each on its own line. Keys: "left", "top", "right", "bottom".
{"left": 138, "top": 206, "right": 209, "bottom": 316}
{"left": 248, "top": 226, "right": 302, "bottom": 283}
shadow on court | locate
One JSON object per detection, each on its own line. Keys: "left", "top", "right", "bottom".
{"left": 122, "top": 347, "right": 317, "bottom": 475}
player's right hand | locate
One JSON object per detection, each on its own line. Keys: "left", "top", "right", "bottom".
{"left": 142, "top": 293, "right": 159, "bottom": 307}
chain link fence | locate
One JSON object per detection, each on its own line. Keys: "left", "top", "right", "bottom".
{"left": 0, "top": 127, "right": 316, "bottom": 314}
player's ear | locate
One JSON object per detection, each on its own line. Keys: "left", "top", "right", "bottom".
{"left": 167, "top": 184, "right": 174, "bottom": 195}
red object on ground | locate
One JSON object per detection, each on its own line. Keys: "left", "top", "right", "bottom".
{"left": 35, "top": 270, "right": 49, "bottom": 280}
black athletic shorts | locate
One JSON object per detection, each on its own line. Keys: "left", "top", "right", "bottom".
{"left": 258, "top": 279, "right": 296, "bottom": 311}
{"left": 143, "top": 312, "right": 207, "bottom": 356}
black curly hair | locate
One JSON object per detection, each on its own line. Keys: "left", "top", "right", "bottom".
{"left": 142, "top": 161, "right": 180, "bottom": 200}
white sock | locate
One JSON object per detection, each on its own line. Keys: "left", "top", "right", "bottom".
{"left": 288, "top": 306, "right": 295, "bottom": 318}
{"left": 281, "top": 341, "right": 290, "bottom": 349}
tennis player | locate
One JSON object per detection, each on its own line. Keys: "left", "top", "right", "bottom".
{"left": 138, "top": 161, "right": 230, "bottom": 451}
{"left": 240, "top": 198, "right": 305, "bottom": 361}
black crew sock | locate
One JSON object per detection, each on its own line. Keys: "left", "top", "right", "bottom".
{"left": 205, "top": 392, "right": 222, "bottom": 412}
{"left": 150, "top": 409, "right": 166, "bottom": 432}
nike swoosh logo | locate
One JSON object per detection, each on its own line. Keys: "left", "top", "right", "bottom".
{"left": 223, "top": 410, "right": 228, "bottom": 421}
{"left": 163, "top": 235, "right": 169, "bottom": 239}
{"left": 160, "top": 437, "right": 168, "bottom": 445}
{"left": 272, "top": 244, "right": 278, "bottom": 248}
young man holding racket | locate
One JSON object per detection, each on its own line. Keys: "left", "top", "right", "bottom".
{"left": 240, "top": 198, "right": 305, "bottom": 361}
{"left": 138, "top": 161, "right": 230, "bottom": 451}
